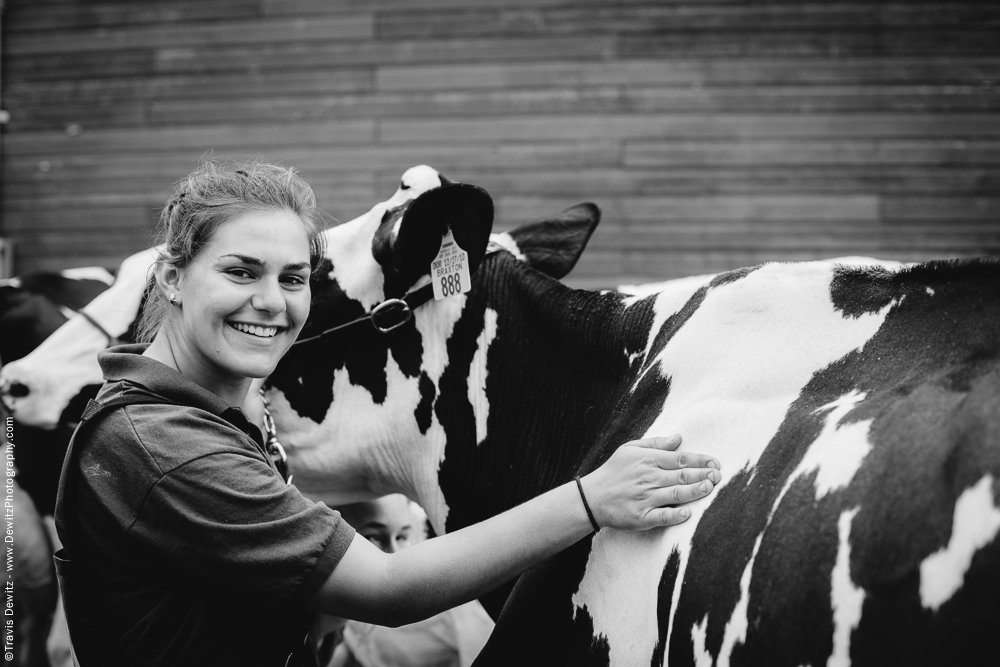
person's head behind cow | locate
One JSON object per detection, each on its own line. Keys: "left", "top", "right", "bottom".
{"left": 136, "top": 159, "right": 329, "bottom": 346}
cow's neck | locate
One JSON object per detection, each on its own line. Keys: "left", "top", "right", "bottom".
{"left": 435, "top": 254, "right": 660, "bottom": 533}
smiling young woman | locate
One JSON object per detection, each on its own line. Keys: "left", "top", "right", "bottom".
{"left": 54, "top": 159, "right": 722, "bottom": 667}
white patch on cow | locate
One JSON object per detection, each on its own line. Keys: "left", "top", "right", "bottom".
{"left": 398, "top": 165, "right": 443, "bottom": 195}
{"left": 271, "top": 289, "right": 468, "bottom": 537}
{"left": 926, "top": 286, "right": 935, "bottom": 296}
{"left": 59, "top": 266, "right": 115, "bottom": 285}
{"left": 792, "top": 391, "right": 872, "bottom": 500}
{"left": 920, "top": 474, "right": 1000, "bottom": 610}
{"left": 468, "top": 308, "right": 497, "bottom": 445}
{"left": 270, "top": 353, "right": 453, "bottom": 531}
{"left": 829, "top": 508, "right": 865, "bottom": 667}
{"left": 626, "top": 275, "right": 711, "bottom": 389}
{"left": 488, "top": 232, "right": 526, "bottom": 262}
{"left": 574, "top": 262, "right": 895, "bottom": 667}
{"left": 324, "top": 214, "right": 394, "bottom": 310}
{"left": 691, "top": 615, "right": 712, "bottom": 667}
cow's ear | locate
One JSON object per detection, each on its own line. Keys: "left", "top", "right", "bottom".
{"left": 506, "top": 203, "right": 601, "bottom": 280}
{"left": 385, "top": 184, "right": 494, "bottom": 294}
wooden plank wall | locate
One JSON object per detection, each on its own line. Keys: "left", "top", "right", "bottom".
{"left": 2, "top": 0, "right": 998, "bottom": 287}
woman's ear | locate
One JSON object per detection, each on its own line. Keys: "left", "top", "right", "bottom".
{"left": 153, "top": 261, "right": 182, "bottom": 301}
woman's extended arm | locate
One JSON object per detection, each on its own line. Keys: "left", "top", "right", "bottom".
{"left": 307, "top": 435, "right": 721, "bottom": 626}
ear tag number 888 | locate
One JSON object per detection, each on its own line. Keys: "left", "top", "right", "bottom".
{"left": 431, "top": 230, "right": 472, "bottom": 301}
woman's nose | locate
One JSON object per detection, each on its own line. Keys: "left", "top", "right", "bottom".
{"left": 251, "top": 278, "right": 285, "bottom": 313}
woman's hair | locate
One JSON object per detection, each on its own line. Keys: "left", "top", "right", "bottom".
{"left": 136, "top": 158, "right": 328, "bottom": 343}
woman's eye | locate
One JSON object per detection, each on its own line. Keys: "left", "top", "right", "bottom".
{"left": 281, "top": 274, "right": 308, "bottom": 287}
{"left": 228, "top": 268, "right": 254, "bottom": 279}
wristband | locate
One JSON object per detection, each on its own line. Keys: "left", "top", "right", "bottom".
{"left": 574, "top": 476, "right": 600, "bottom": 532}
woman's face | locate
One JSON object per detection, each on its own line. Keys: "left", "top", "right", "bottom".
{"left": 170, "top": 209, "right": 312, "bottom": 391}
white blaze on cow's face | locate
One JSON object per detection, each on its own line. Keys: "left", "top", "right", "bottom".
{"left": 572, "top": 262, "right": 897, "bottom": 667}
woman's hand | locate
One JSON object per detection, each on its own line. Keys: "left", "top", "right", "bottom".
{"left": 581, "top": 435, "right": 720, "bottom": 531}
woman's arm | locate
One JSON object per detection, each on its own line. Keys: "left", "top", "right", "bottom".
{"left": 307, "top": 435, "right": 721, "bottom": 626}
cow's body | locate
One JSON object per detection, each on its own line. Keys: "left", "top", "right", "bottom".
{"left": 267, "top": 179, "right": 999, "bottom": 665}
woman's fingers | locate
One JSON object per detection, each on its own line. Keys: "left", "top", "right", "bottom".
{"left": 629, "top": 434, "right": 682, "bottom": 451}
{"left": 648, "top": 478, "right": 717, "bottom": 508}
{"left": 662, "top": 466, "right": 721, "bottom": 489}
{"left": 645, "top": 506, "right": 694, "bottom": 528}
{"left": 651, "top": 448, "right": 721, "bottom": 472}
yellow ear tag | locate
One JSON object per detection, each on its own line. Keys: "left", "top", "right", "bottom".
{"left": 431, "top": 230, "right": 472, "bottom": 301}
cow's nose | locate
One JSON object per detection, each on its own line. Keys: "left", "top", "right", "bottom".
{"left": 4, "top": 382, "right": 29, "bottom": 398}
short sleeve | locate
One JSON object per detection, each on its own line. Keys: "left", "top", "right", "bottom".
{"left": 131, "top": 448, "right": 353, "bottom": 604}
{"left": 107, "top": 405, "right": 356, "bottom": 606}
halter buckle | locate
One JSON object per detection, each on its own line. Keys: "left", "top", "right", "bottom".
{"left": 370, "top": 298, "right": 412, "bottom": 333}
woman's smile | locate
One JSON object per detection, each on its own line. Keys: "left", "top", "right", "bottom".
{"left": 228, "top": 321, "right": 283, "bottom": 338}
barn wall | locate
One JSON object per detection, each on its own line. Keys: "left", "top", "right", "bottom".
{"left": 1, "top": 0, "right": 998, "bottom": 286}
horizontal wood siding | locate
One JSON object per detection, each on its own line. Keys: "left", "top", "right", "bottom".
{"left": 2, "top": 0, "right": 998, "bottom": 286}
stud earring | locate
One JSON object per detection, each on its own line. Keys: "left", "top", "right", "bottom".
{"left": 168, "top": 293, "right": 178, "bottom": 306}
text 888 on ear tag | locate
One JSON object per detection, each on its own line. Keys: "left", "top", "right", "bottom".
{"left": 431, "top": 230, "right": 472, "bottom": 301}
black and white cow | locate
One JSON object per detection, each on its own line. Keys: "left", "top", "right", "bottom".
{"left": 264, "top": 177, "right": 999, "bottom": 665}
{"left": 8, "top": 168, "right": 998, "bottom": 665}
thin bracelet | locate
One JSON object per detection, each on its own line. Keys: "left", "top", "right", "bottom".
{"left": 574, "top": 476, "right": 600, "bottom": 532}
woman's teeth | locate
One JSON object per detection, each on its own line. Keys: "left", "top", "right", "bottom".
{"left": 231, "top": 323, "right": 278, "bottom": 338}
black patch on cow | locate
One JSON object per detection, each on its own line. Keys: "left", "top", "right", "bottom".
{"left": 372, "top": 204, "right": 411, "bottom": 297}
{"left": 383, "top": 184, "right": 494, "bottom": 297}
{"left": 710, "top": 264, "right": 760, "bottom": 288}
{"left": 730, "top": 473, "right": 838, "bottom": 667}
{"left": 0, "top": 294, "right": 69, "bottom": 364}
{"left": 474, "top": 536, "right": 612, "bottom": 667}
{"left": 270, "top": 267, "right": 425, "bottom": 423}
{"left": 650, "top": 548, "right": 681, "bottom": 667}
{"left": 415, "top": 372, "right": 435, "bottom": 434}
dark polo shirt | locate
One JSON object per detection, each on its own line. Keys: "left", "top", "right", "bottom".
{"left": 57, "top": 344, "right": 355, "bottom": 666}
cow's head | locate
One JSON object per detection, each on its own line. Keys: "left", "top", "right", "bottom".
{"left": 0, "top": 248, "right": 158, "bottom": 428}
{"left": 265, "top": 170, "right": 600, "bottom": 533}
